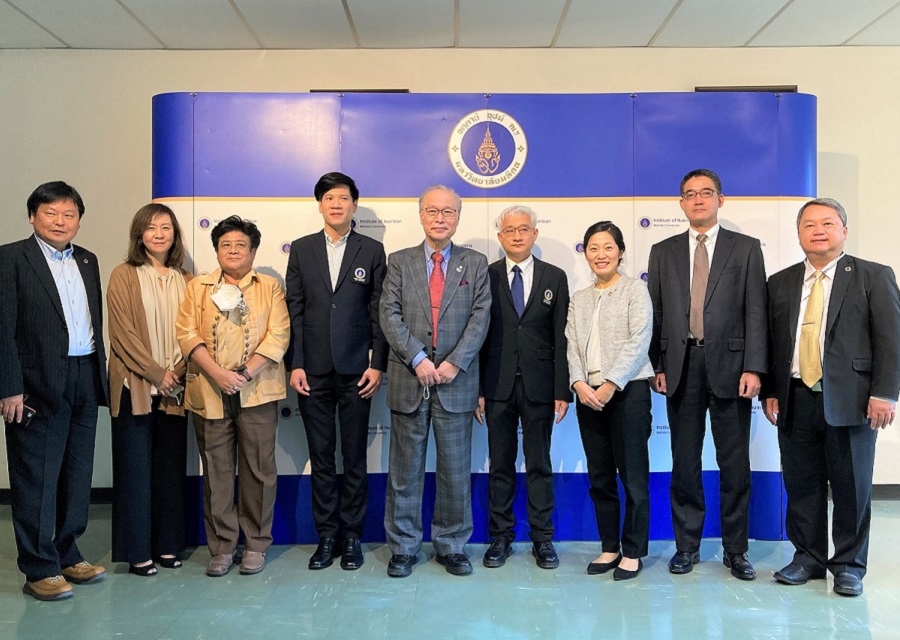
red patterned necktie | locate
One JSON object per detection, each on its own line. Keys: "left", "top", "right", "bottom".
{"left": 430, "top": 252, "right": 445, "bottom": 348}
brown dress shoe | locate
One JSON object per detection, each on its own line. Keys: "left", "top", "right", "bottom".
{"left": 206, "top": 553, "right": 235, "bottom": 577}
{"left": 61, "top": 561, "right": 106, "bottom": 584}
{"left": 240, "top": 551, "right": 266, "bottom": 575}
{"left": 23, "top": 575, "right": 73, "bottom": 601}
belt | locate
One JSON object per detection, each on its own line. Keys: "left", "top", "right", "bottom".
{"left": 687, "top": 338, "right": 704, "bottom": 347}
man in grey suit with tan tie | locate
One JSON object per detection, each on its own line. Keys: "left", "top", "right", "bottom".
{"left": 380, "top": 185, "right": 491, "bottom": 577}
{"left": 648, "top": 168, "right": 768, "bottom": 581}
{"left": 762, "top": 198, "right": 900, "bottom": 597}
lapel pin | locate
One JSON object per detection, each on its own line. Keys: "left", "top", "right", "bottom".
{"left": 845, "top": 266, "right": 852, "bottom": 272}
{"left": 456, "top": 265, "right": 463, "bottom": 273}
{"left": 83, "top": 259, "right": 88, "bottom": 264}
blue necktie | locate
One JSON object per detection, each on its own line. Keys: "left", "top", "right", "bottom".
{"left": 511, "top": 265, "right": 525, "bottom": 317}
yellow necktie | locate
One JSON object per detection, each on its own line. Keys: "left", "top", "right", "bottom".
{"left": 799, "top": 271, "right": 824, "bottom": 388}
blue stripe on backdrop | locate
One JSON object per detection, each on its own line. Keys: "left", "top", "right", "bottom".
{"left": 186, "top": 471, "right": 785, "bottom": 546}
{"left": 152, "top": 92, "right": 815, "bottom": 199}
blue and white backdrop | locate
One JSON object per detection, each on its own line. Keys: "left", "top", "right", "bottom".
{"left": 152, "top": 91, "right": 816, "bottom": 545}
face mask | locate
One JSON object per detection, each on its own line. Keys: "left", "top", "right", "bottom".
{"left": 210, "top": 283, "right": 245, "bottom": 313}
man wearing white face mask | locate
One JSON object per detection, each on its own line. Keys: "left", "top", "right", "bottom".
{"left": 176, "top": 215, "right": 290, "bottom": 577}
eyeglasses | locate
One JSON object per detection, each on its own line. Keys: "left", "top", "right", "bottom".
{"left": 421, "top": 207, "right": 459, "bottom": 220}
{"left": 500, "top": 226, "right": 534, "bottom": 237}
{"left": 681, "top": 189, "right": 718, "bottom": 200}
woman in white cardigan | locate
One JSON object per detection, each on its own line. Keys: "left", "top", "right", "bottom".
{"left": 566, "top": 221, "right": 654, "bottom": 581}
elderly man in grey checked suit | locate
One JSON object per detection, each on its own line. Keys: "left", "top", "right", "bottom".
{"left": 380, "top": 185, "right": 491, "bottom": 578}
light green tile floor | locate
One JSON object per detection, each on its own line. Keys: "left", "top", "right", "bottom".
{"left": 1, "top": 502, "right": 899, "bottom": 639}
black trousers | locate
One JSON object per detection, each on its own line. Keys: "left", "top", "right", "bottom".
{"left": 4, "top": 355, "right": 99, "bottom": 581}
{"left": 485, "top": 376, "right": 555, "bottom": 542}
{"left": 576, "top": 380, "right": 652, "bottom": 558}
{"left": 667, "top": 344, "right": 752, "bottom": 554}
{"left": 299, "top": 369, "right": 371, "bottom": 538}
{"left": 111, "top": 389, "right": 187, "bottom": 564}
{"left": 780, "top": 380, "right": 877, "bottom": 578}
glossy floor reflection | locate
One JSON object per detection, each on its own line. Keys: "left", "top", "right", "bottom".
{"left": 1, "top": 502, "right": 899, "bottom": 639}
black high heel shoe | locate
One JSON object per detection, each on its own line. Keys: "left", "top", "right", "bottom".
{"left": 155, "top": 556, "right": 183, "bottom": 569}
{"left": 129, "top": 562, "right": 158, "bottom": 577}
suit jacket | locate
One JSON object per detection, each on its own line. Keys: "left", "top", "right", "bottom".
{"left": 380, "top": 242, "right": 491, "bottom": 414}
{"left": 648, "top": 228, "right": 768, "bottom": 399}
{"left": 762, "top": 254, "right": 900, "bottom": 428}
{"left": 0, "top": 235, "right": 109, "bottom": 416}
{"left": 285, "top": 230, "right": 388, "bottom": 376}
{"left": 480, "top": 257, "right": 570, "bottom": 404}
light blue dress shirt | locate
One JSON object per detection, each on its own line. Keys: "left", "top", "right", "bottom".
{"left": 34, "top": 234, "right": 95, "bottom": 356}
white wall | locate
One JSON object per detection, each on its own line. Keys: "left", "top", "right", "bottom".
{"left": 2, "top": 46, "right": 899, "bottom": 487}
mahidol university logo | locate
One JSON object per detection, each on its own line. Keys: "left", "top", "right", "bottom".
{"left": 448, "top": 109, "right": 528, "bottom": 188}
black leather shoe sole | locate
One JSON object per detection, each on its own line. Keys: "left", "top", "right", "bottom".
{"left": 668, "top": 552, "right": 700, "bottom": 574}
{"left": 833, "top": 573, "right": 863, "bottom": 597}
{"left": 308, "top": 556, "right": 334, "bottom": 570}
{"left": 387, "top": 555, "right": 417, "bottom": 578}
{"left": 436, "top": 555, "right": 473, "bottom": 576}
{"left": 774, "top": 563, "right": 827, "bottom": 585}
{"left": 532, "top": 548, "right": 559, "bottom": 570}
{"left": 723, "top": 555, "right": 756, "bottom": 581}
{"left": 340, "top": 553, "right": 364, "bottom": 571}
{"left": 483, "top": 545, "right": 512, "bottom": 568}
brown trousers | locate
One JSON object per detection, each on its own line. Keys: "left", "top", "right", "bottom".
{"left": 192, "top": 397, "right": 278, "bottom": 555}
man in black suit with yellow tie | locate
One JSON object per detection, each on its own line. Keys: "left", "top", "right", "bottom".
{"left": 762, "top": 198, "right": 900, "bottom": 597}
{"left": 286, "top": 172, "right": 388, "bottom": 571}
{"left": 648, "top": 168, "right": 767, "bottom": 581}
{"left": 0, "top": 181, "right": 109, "bottom": 601}
{"left": 474, "top": 205, "right": 570, "bottom": 570}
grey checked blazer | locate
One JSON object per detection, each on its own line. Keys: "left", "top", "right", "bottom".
{"left": 380, "top": 242, "right": 491, "bottom": 414}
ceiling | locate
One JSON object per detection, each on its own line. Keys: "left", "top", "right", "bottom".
{"left": 2, "top": 0, "right": 900, "bottom": 50}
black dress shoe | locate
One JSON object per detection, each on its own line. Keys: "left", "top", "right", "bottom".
{"left": 532, "top": 541, "right": 559, "bottom": 570}
{"left": 308, "top": 536, "right": 339, "bottom": 570}
{"left": 773, "top": 562, "right": 827, "bottom": 585}
{"left": 340, "top": 537, "right": 364, "bottom": 570}
{"left": 668, "top": 550, "right": 700, "bottom": 574}
{"left": 387, "top": 554, "right": 417, "bottom": 578}
{"left": 587, "top": 553, "right": 622, "bottom": 575}
{"left": 723, "top": 552, "right": 756, "bottom": 581}
{"left": 436, "top": 553, "right": 473, "bottom": 576}
{"left": 833, "top": 572, "right": 863, "bottom": 597}
{"left": 483, "top": 537, "right": 513, "bottom": 568}
{"left": 613, "top": 558, "right": 643, "bottom": 581}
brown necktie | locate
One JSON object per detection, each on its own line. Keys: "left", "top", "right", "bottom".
{"left": 429, "top": 252, "right": 445, "bottom": 348}
{"left": 689, "top": 234, "right": 709, "bottom": 340}
{"left": 799, "top": 271, "right": 825, "bottom": 388}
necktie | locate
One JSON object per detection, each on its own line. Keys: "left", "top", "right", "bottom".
{"left": 429, "top": 252, "right": 445, "bottom": 348}
{"left": 799, "top": 271, "right": 824, "bottom": 388}
{"left": 511, "top": 265, "right": 525, "bottom": 317}
{"left": 689, "top": 233, "right": 709, "bottom": 340}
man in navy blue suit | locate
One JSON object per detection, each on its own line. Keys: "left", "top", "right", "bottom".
{"left": 286, "top": 172, "right": 388, "bottom": 571}
{"left": 0, "top": 181, "right": 110, "bottom": 601}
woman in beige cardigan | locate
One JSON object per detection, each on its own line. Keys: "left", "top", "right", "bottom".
{"left": 176, "top": 216, "right": 289, "bottom": 578}
{"left": 107, "top": 203, "right": 192, "bottom": 576}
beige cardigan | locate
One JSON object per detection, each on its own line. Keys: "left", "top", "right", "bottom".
{"left": 175, "top": 268, "right": 289, "bottom": 420}
{"left": 107, "top": 262, "right": 193, "bottom": 418}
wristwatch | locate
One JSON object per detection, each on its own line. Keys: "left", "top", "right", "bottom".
{"left": 237, "top": 365, "right": 252, "bottom": 381}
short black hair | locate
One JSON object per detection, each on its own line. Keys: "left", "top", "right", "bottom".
{"left": 583, "top": 221, "right": 626, "bottom": 265}
{"left": 680, "top": 169, "right": 722, "bottom": 196}
{"left": 210, "top": 215, "right": 262, "bottom": 250}
{"left": 314, "top": 172, "right": 359, "bottom": 203}
{"left": 27, "top": 181, "right": 85, "bottom": 218}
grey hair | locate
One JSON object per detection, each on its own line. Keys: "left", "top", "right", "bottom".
{"left": 496, "top": 205, "right": 537, "bottom": 228}
{"left": 797, "top": 198, "right": 848, "bottom": 227}
{"left": 418, "top": 185, "right": 462, "bottom": 214}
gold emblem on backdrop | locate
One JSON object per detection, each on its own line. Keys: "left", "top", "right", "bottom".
{"left": 475, "top": 126, "right": 501, "bottom": 175}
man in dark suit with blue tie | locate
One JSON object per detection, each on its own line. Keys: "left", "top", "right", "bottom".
{"left": 286, "top": 172, "right": 388, "bottom": 571}
{"left": 762, "top": 198, "right": 900, "bottom": 597}
{"left": 648, "top": 169, "right": 768, "bottom": 581}
{"left": 474, "top": 205, "right": 570, "bottom": 570}
{"left": 0, "top": 181, "right": 110, "bottom": 601}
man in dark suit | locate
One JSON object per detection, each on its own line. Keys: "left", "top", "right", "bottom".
{"left": 0, "top": 181, "right": 110, "bottom": 601}
{"left": 286, "top": 172, "right": 388, "bottom": 571}
{"left": 762, "top": 198, "right": 900, "bottom": 597}
{"left": 473, "top": 205, "right": 570, "bottom": 570}
{"left": 379, "top": 185, "right": 491, "bottom": 578}
{"left": 648, "top": 168, "right": 767, "bottom": 580}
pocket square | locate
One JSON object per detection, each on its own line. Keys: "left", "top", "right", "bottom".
{"left": 459, "top": 279, "right": 469, "bottom": 286}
